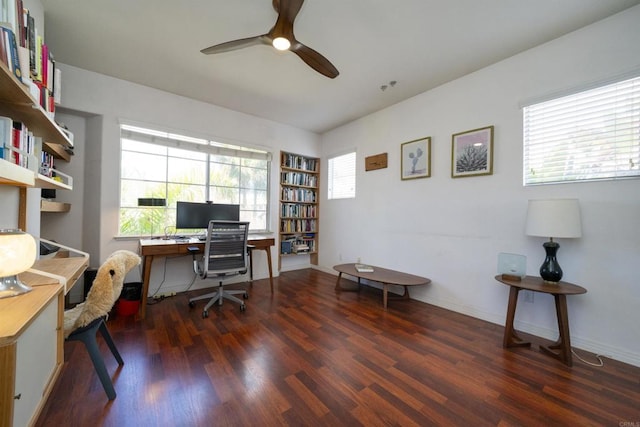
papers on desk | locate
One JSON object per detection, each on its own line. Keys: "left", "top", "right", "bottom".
{"left": 355, "top": 264, "right": 374, "bottom": 273}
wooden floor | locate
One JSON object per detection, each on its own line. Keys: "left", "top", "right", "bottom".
{"left": 37, "top": 269, "right": 639, "bottom": 426}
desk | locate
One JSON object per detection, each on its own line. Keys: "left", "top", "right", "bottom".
{"left": 495, "top": 275, "right": 587, "bottom": 367}
{"left": 139, "top": 236, "right": 275, "bottom": 319}
{"left": 334, "top": 263, "right": 431, "bottom": 309}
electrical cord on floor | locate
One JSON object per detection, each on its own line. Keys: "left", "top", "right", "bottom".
{"left": 146, "top": 255, "right": 197, "bottom": 305}
{"left": 571, "top": 348, "right": 605, "bottom": 367}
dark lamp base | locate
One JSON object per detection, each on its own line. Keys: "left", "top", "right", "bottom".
{"left": 540, "top": 240, "right": 563, "bottom": 283}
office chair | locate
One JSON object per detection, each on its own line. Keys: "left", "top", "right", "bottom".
{"left": 188, "top": 220, "right": 250, "bottom": 317}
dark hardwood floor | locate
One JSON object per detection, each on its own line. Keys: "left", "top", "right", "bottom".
{"left": 37, "top": 269, "right": 639, "bottom": 426}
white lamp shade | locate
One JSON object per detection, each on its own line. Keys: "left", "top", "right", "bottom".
{"left": 525, "top": 199, "right": 582, "bottom": 239}
{"left": 0, "top": 230, "right": 37, "bottom": 277}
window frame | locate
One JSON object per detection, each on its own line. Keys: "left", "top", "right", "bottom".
{"left": 118, "top": 123, "right": 272, "bottom": 237}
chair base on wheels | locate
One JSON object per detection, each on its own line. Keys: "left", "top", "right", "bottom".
{"left": 188, "top": 284, "right": 249, "bottom": 317}
{"left": 66, "top": 316, "right": 123, "bottom": 400}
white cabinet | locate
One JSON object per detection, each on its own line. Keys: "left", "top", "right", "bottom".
{"left": 13, "top": 296, "right": 59, "bottom": 427}
{"left": 0, "top": 285, "right": 63, "bottom": 427}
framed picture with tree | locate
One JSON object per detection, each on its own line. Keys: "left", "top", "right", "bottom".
{"left": 451, "top": 126, "right": 494, "bottom": 178}
{"left": 401, "top": 137, "right": 431, "bottom": 180}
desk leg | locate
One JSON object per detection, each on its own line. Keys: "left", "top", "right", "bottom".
{"left": 139, "top": 255, "right": 153, "bottom": 320}
{"left": 503, "top": 286, "right": 530, "bottom": 348}
{"left": 540, "top": 294, "right": 573, "bottom": 366}
{"left": 264, "top": 247, "right": 274, "bottom": 293}
{"left": 247, "top": 246, "right": 273, "bottom": 293}
{"left": 248, "top": 248, "right": 254, "bottom": 284}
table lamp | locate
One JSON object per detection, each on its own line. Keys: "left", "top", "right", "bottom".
{"left": 0, "top": 229, "right": 37, "bottom": 298}
{"left": 525, "top": 199, "right": 582, "bottom": 283}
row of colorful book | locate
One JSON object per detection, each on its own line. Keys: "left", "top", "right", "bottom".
{"left": 0, "top": 115, "right": 39, "bottom": 171}
{"left": 1, "top": 0, "right": 60, "bottom": 116}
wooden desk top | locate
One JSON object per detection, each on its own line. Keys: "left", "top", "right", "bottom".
{"left": 0, "top": 256, "right": 90, "bottom": 344}
{"left": 0, "top": 285, "right": 62, "bottom": 344}
{"left": 139, "top": 235, "right": 275, "bottom": 256}
{"left": 495, "top": 275, "right": 586, "bottom": 295}
{"left": 334, "top": 263, "right": 431, "bottom": 286}
{"left": 20, "top": 256, "right": 89, "bottom": 294}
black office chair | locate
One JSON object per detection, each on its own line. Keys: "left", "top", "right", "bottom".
{"left": 188, "top": 220, "right": 250, "bottom": 317}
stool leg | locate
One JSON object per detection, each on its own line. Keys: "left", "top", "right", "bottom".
{"left": 78, "top": 330, "right": 117, "bottom": 400}
{"left": 98, "top": 322, "right": 124, "bottom": 365}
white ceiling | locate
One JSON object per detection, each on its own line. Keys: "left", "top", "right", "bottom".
{"left": 41, "top": 0, "right": 640, "bottom": 134}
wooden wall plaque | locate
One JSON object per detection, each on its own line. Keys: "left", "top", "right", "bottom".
{"left": 365, "top": 153, "right": 388, "bottom": 171}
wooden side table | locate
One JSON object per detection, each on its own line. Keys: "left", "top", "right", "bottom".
{"left": 495, "top": 275, "right": 587, "bottom": 367}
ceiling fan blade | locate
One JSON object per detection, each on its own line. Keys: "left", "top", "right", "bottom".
{"left": 290, "top": 42, "right": 339, "bottom": 79}
{"left": 280, "top": 0, "right": 304, "bottom": 21}
{"left": 269, "top": 0, "right": 303, "bottom": 41}
{"left": 201, "top": 35, "right": 271, "bottom": 55}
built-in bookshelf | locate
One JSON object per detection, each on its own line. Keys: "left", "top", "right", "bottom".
{"left": 0, "top": 4, "right": 81, "bottom": 426}
{"left": 279, "top": 151, "right": 319, "bottom": 270}
{"left": 0, "top": 40, "right": 73, "bottom": 225}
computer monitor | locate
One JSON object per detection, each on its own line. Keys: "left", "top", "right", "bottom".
{"left": 175, "top": 201, "right": 240, "bottom": 229}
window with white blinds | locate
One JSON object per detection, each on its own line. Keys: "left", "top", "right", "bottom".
{"left": 119, "top": 124, "right": 271, "bottom": 236}
{"left": 327, "top": 151, "right": 356, "bottom": 199}
{"left": 523, "top": 75, "right": 640, "bottom": 185}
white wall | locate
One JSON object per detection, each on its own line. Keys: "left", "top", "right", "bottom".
{"left": 53, "top": 65, "right": 321, "bottom": 292}
{"left": 319, "top": 6, "right": 640, "bottom": 366}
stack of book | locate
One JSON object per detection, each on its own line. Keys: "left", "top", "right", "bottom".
{"left": 0, "top": 115, "right": 39, "bottom": 170}
{"left": 1, "top": 0, "right": 60, "bottom": 115}
{"left": 292, "top": 243, "right": 309, "bottom": 254}
{"left": 355, "top": 264, "right": 374, "bottom": 273}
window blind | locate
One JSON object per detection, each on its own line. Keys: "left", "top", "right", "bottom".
{"left": 328, "top": 151, "right": 356, "bottom": 199}
{"left": 523, "top": 75, "right": 640, "bottom": 185}
{"left": 121, "top": 126, "right": 272, "bottom": 161}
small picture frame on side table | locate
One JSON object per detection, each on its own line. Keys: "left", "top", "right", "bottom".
{"left": 401, "top": 136, "right": 431, "bottom": 180}
{"left": 451, "top": 125, "right": 494, "bottom": 178}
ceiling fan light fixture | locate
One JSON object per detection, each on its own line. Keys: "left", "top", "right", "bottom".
{"left": 272, "top": 37, "right": 291, "bottom": 51}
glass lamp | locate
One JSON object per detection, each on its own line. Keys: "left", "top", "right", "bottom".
{"left": 525, "top": 199, "right": 582, "bottom": 283}
{"left": 0, "top": 229, "right": 37, "bottom": 298}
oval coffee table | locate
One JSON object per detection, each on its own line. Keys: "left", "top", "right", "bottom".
{"left": 333, "top": 263, "right": 431, "bottom": 309}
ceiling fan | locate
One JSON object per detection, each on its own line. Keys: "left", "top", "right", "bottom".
{"left": 201, "top": 0, "right": 339, "bottom": 79}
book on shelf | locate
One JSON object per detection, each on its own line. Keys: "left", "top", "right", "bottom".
{"left": 355, "top": 264, "right": 374, "bottom": 273}
{"left": 1, "top": 24, "right": 22, "bottom": 81}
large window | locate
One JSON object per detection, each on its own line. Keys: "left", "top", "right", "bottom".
{"left": 327, "top": 151, "right": 356, "bottom": 199}
{"left": 119, "top": 124, "right": 271, "bottom": 236}
{"left": 523, "top": 75, "right": 640, "bottom": 185}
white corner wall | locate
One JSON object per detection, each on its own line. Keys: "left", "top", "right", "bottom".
{"left": 319, "top": 6, "right": 640, "bottom": 366}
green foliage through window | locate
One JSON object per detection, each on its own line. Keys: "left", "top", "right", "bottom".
{"left": 119, "top": 125, "right": 271, "bottom": 236}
